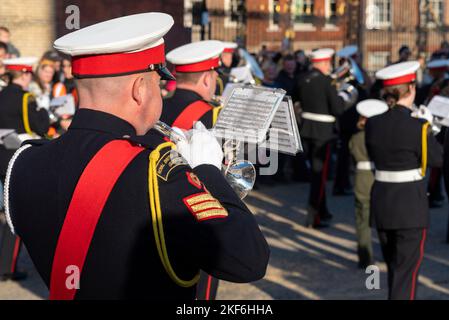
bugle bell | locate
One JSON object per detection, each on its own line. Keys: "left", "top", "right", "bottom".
{"left": 153, "top": 121, "right": 256, "bottom": 199}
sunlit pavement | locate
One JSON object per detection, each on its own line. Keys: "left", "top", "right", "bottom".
{"left": 1, "top": 181, "right": 449, "bottom": 300}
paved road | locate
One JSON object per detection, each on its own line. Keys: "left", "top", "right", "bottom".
{"left": 1, "top": 182, "right": 449, "bottom": 300}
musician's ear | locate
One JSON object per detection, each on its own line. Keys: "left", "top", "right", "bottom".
{"left": 202, "top": 71, "right": 212, "bottom": 88}
{"left": 132, "top": 75, "right": 144, "bottom": 106}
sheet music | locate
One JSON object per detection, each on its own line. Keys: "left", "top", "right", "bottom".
{"left": 213, "top": 85, "right": 286, "bottom": 144}
{"left": 260, "top": 96, "right": 303, "bottom": 155}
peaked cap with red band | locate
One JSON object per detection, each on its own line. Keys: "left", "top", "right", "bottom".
{"left": 222, "top": 42, "right": 238, "bottom": 54}
{"left": 310, "top": 48, "right": 335, "bottom": 63}
{"left": 53, "top": 12, "right": 175, "bottom": 80}
{"left": 376, "top": 61, "right": 420, "bottom": 87}
{"left": 3, "top": 57, "right": 38, "bottom": 73}
{"left": 167, "top": 40, "right": 225, "bottom": 73}
{"left": 427, "top": 59, "right": 449, "bottom": 71}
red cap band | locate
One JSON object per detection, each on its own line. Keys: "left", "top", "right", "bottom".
{"left": 175, "top": 57, "right": 220, "bottom": 73}
{"left": 223, "top": 48, "right": 235, "bottom": 53}
{"left": 311, "top": 57, "right": 332, "bottom": 63}
{"left": 5, "top": 65, "right": 33, "bottom": 72}
{"left": 72, "top": 43, "right": 166, "bottom": 77}
{"left": 383, "top": 73, "right": 416, "bottom": 87}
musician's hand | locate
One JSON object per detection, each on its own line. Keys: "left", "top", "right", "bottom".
{"left": 174, "top": 122, "right": 223, "bottom": 170}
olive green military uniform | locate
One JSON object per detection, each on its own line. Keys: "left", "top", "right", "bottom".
{"left": 349, "top": 130, "right": 374, "bottom": 268}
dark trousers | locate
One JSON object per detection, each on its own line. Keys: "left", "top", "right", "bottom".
{"left": 333, "top": 136, "right": 352, "bottom": 191}
{"left": 428, "top": 168, "right": 443, "bottom": 201}
{"left": 196, "top": 271, "right": 219, "bottom": 300}
{"left": 377, "top": 228, "right": 427, "bottom": 300}
{"left": 302, "top": 139, "right": 332, "bottom": 224}
{"left": 0, "top": 220, "right": 22, "bottom": 276}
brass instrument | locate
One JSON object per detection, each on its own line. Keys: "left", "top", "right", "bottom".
{"left": 153, "top": 121, "right": 256, "bottom": 199}
{"left": 331, "top": 58, "right": 365, "bottom": 108}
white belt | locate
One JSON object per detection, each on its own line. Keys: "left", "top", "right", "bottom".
{"left": 301, "top": 112, "right": 336, "bottom": 123}
{"left": 17, "top": 133, "right": 40, "bottom": 142}
{"left": 357, "top": 161, "right": 374, "bottom": 171}
{"left": 375, "top": 169, "right": 423, "bottom": 183}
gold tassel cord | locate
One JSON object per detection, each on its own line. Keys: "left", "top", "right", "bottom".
{"left": 148, "top": 142, "right": 200, "bottom": 287}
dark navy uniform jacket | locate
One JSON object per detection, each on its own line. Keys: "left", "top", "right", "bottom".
{"left": 0, "top": 83, "right": 49, "bottom": 177}
{"left": 216, "top": 66, "right": 231, "bottom": 96}
{"left": 365, "top": 105, "right": 443, "bottom": 230}
{"left": 294, "top": 68, "right": 346, "bottom": 141}
{"left": 8, "top": 109, "right": 270, "bottom": 300}
{"left": 160, "top": 88, "right": 214, "bottom": 129}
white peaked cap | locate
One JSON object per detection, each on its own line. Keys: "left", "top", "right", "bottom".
{"left": 376, "top": 61, "right": 420, "bottom": 86}
{"left": 356, "top": 99, "right": 389, "bottom": 118}
{"left": 167, "top": 40, "right": 225, "bottom": 73}
{"left": 3, "top": 57, "right": 38, "bottom": 72}
{"left": 222, "top": 42, "right": 238, "bottom": 53}
{"left": 53, "top": 12, "right": 175, "bottom": 79}
{"left": 310, "top": 48, "right": 335, "bottom": 62}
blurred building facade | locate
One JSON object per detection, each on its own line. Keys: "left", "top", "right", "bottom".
{"left": 0, "top": 0, "right": 190, "bottom": 58}
{"left": 0, "top": 0, "right": 55, "bottom": 57}
{"left": 190, "top": 0, "right": 449, "bottom": 73}
{"left": 359, "top": 0, "right": 449, "bottom": 72}
{"left": 186, "top": 0, "right": 347, "bottom": 52}
{"left": 2, "top": 0, "right": 449, "bottom": 74}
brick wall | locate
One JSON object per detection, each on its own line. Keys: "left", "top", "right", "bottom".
{"left": 362, "top": 0, "right": 449, "bottom": 73}
{"left": 54, "top": 0, "right": 190, "bottom": 52}
{"left": 207, "top": 0, "right": 346, "bottom": 53}
{"left": 0, "top": 0, "right": 55, "bottom": 58}
{"left": 0, "top": 0, "right": 190, "bottom": 59}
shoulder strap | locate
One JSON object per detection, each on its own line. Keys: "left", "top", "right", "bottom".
{"left": 212, "top": 106, "right": 223, "bottom": 126}
{"left": 49, "top": 140, "right": 145, "bottom": 300}
{"left": 22, "top": 93, "right": 33, "bottom": 135}
{"left": 172, "top": 100, "right": 213, "bottom": 130}
{"left": 148, "top": 142, "right": 200, "bottom": 288}
{"left": 421, "top": 122, "right": 431, "bottom": 177}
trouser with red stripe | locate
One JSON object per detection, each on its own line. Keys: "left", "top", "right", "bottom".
{"left": 377, "top": 228, "right": 427, "bottom": 300}
{"left": 0, "top": 221, "right": 22, "bottom": 276}
{"left": 196, "top": 271, "right": 219, "bottom": 300}
{"left": 302, "top": 139, "right": 332, "bottom": 224}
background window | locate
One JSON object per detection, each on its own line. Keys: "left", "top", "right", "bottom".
{"left": 366, "top": 0, "right": 391, "bottom": 29}
{"left": 292, "top": 0, "right": 315, "bottom": 24}
{"left": 427, "top": 0, "right": 444, "bottom": 26}
{"left": 328, "top": 0, "right": 337, "bottom": 22}
{"left": 368, "top": 51, "right": 389, "bottom": 74}
{"left": 272, "top": 0, "right": 281, "bottom": 25}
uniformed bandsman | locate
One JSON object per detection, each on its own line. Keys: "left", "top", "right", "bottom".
{"left": 334, "top": 45, "right": 372, "bottom": 196}
{"left": 0, "top": 57, "right": 50, "bottom": 281}
{"left": 4, "top": 13, "right": 269, "bottom": 300}
{"left": 159, "top": 40, "right": 229, "bottom": 300}
{"left": 365, "top": 61, "right": 443, "bottom": 300}
{"left": 216, "top": 42, "right": 237, "bottom": 96}
{"left": 295, "top": 48, "right": 347, "bottom": 228}
{"left": 416, "top": 59, "right": 449, "bottom": 208}
{"left": 349, "top": 99, "right": 388, "bottom": 269}
{"left": 160, "top": 40, "right": 225, "bottom": 130}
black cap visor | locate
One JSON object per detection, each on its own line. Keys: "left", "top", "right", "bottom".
{"left": 154, "top": 64, "right": 176, "bottom": 81}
